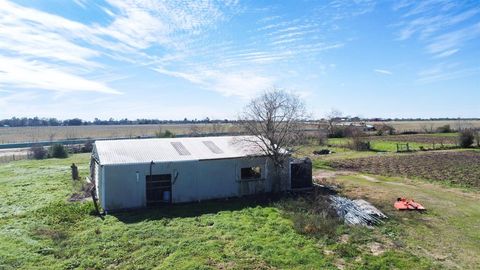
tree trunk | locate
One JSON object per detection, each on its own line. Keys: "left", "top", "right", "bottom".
{"left": 271, "top": 165, "right": 282, "bottom": 193}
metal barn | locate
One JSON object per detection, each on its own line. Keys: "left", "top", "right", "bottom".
{"left": 90, "top": 136, "right": 305, "bottom": 212}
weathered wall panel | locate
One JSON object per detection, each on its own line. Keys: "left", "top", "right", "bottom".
{"left": 99, "top": 156, "right": 291, "bottom": 211}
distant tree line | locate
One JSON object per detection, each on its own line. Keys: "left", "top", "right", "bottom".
{"left": 0, "top": 117, "right": 231, "bottom": 127}
{"left": 362, "top": 117, "right": 480, "bottom": 122}
{"left": 2, "top": 116, "right": 479, "bottom": 127}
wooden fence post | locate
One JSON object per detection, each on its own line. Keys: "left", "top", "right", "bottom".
{"left": 71, "top": 163, "right": 79, "bottom": 180}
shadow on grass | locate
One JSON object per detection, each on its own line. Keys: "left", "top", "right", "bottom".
{"left": 110, "top": 194, "right": 281, "bottom": 224}
{"left": 368, "top": 149, "right": 388, "bottom": 153}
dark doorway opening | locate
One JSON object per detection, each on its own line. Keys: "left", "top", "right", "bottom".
{"left": 240, "top": 166, "right": 262, "bottom": 180}
{"left": 290, "top": 158, "right": 312, "bottom": 189}
{"left": 146, "top": 174, "right": 172, "bottom": 206}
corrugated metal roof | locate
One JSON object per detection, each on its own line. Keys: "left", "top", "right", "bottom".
{"left": 94, "top": 135, "right": 267, "bottom": 165}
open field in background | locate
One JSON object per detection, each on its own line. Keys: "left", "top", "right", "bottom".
{"left": 368, "top": 133, "right": 459, "bottom": 144}
{"left": 0, "top": 124, "right": 240, "bottom": 144}
{"left": 367, "top": 120, "right": 480, "bottom": 133}
{"left": 2, "top": 154, "right": 441, "bottom": 270}
{"left": 329, "top": 150, "right": 480, "bottom": 189}
{"left": 326, "top": 133, "right": 468, "bottom": 152}
{"left": 1, "top": 120, "right": 480, "bottom": 144}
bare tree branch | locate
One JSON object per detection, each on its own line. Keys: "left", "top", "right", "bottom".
{"left": 237, "top": 88, "right": 309, "bottom": 192}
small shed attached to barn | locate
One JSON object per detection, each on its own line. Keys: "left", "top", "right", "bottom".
{"left": 90, "top": 136, "right": 304, "bottom": 212}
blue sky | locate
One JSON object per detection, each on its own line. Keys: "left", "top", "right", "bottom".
{"left": 0, "top": 0, "right": 479, "bottom": 120}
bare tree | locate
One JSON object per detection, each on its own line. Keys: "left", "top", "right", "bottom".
{"left": 188, "top": 124, "right": 201, "bottom": 137}
{"left": 316, "top": 128, "right": 328, "bottom": 145}
{"left": 455, "top": 120, "right": 473, "bottom": 132}
{"left": 325, "top": 109, "right": 343, "bottom": 136}
{"left": 474, "top": 129, "right": 480, "bottom": 148}
{"left": 420, "top": 123, "right": 435, "bottom": 134}
{"left": 210, "top": 122, "right": 225, "bottom": 135}
{"left": 48, "top": 132, "right": 56, "bottom": 142}
{"left": 238, "top": 89, "right": 309, "bottom": 192}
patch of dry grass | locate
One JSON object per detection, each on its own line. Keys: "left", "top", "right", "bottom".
{"left": 328, "top": 172, "right": 480, "bottom": 269}
{"left": 0, "top": 124, "right": 240, "bottom": 143}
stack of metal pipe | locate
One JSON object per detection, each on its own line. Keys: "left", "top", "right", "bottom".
{"left": 330, "top": 195, "right": 387, "bottom": 226}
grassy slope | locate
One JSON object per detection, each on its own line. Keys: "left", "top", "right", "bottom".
{"left": 0, "top": 154, "right": 438, "bottom": 269}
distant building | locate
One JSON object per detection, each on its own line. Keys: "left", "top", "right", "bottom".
{"left": 91, "top": 136, "right": 311, "bottom": 212}
{"left": 335, "top": 122, "right": 376, "bottom": 132}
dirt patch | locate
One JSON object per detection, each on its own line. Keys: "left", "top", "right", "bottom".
{"left": 314, "top": 170, "right": 353, "bottom": 181}
{"left": 334, "top": 258, "right": 346, "bottom": 270}
{"left": 329, "top": 151, "right": 480, "bottom": 188}
{"left": 367, "top": 242, "right": 386, "bottom": 256}
{"left": 323, "top": 249, "right": 334, "bottom": 256}
{"left": 68, "top": 182, "right": 94, "bottom": 202}
{"left": 339, "top": 234, "right": 350, "bottom": 243}
{"left": 359, "top": 175, "right": 378, "bottom": 182}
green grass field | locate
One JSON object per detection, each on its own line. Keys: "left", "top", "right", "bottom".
{"left": 0, "top": 154, "right": 442, "bottom": 269}
{"left": 327, "top": 133, "right": 460, "bottom": 152}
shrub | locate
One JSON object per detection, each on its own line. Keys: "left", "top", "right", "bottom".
{"left": 49, "top": 144, "right": 69, "bottom": 158}
{"left": 436, "top": 124, "right": 453, "bottom": 133}
{"left": 30, "top": 145, "right": 48, "bottom": 159}
{"left": 350, "top": 139, "right": 371, "bottom": 151}
{"left": 275, "top": 195, "right": 341, "bottom": 239}
{"left": 346, "top": 127, "right": 370, "bottom": 151}
{"left": 475, "top": 130, "right": 480, "bottom": 147}
{"left": 316, "top": 129, "right": 328, "bottom": 145}
{"left": 458, "top": 129, "right": 474, "bottom": 148}
{"left": 328, "top": 126, "right": 348, "bottom": 138}
{"left": 400, "top": 131, "right": 419, "bottom": 135}
{"left": 155, "top": 129, "right": 175, "bottom": 138}
{"left": 81, "top": 140, "right": 94, "bottom": 153}
{"left": 375, "top": 124, "right": 395, "bottom": 136}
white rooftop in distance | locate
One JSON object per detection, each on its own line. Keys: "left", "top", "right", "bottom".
{"left": 93, "top": 136, "right": 267, "bottom": 165}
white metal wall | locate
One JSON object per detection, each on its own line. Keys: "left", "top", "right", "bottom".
{"left": 100, "top": 157, "right": 290, "bottom": 211}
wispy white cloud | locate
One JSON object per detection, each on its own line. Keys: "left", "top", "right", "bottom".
{"left": 0, "top": 56, "right": 120, "bottom": 94}
{"left": 0, "top": 0, "right": 374, "bottom": 102}
{"left": 394, "top": 1, "right": 480, "bottom": 58}
{"left": 426, "top": 22, "right": 480, "bottom": 57}
{"left": 0, "top": 0, "right": 238, "bottom": 96}
{"left": 0, "top": 0, "right": 120, "bottom": 94}
{"left": 433, "top": 49, "right": 459, "bottom": 58}
{"left": 73, "top": 0, "right": 88, "bottom": 9}
{"left": 374, "top": 69, "right": 393, "bottom": 75}
{"left": 0, "top": 91, "right": 40, "bottom": 109}
{"left": 417, "top": 62, "right": 480, "bottom": 84}
{"left": 154, "top": 67, "right": 275, "bottom": 98}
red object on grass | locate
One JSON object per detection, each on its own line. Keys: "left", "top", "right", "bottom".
{"left": 394, "top": 198, "right": 426, "bottom": 210}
